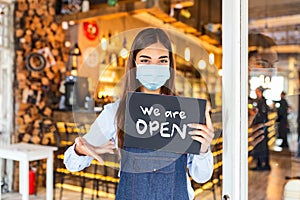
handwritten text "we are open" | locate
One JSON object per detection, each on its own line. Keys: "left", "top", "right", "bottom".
{"left": 136, "top": 106, "right": 188, "bottom": 139}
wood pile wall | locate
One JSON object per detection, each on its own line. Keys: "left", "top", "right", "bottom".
{"left": 14, "top": 0, "right": 68, "bottom": 145}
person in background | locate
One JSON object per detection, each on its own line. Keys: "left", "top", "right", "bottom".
{"left": 250, "top": 86, "right": 271, "bottom": 171}
{"left": 248, "top": 34, "right": 278, "bottom": 169}
{"left": 276, "top": 91, "right": 290, "bottom": 148}
{"left": 63, "top": 28, "right": 214, "bottom": 200}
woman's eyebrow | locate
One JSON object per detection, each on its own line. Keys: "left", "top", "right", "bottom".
{"left": 139, "top": 55, "right": 151, "bottom": 59}
{"left": 159, "top": 55, "right": 169, "bottom": 59}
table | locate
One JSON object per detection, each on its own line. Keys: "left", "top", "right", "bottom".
{"left": 0, "top": 143, "right": 57, "bottom": 200}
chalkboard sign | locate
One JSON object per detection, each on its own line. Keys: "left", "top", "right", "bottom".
{"left": 124, "top": 92, "right": 207, "bottom": 154}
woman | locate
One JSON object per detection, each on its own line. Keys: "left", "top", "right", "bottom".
{"left": 64, "top": 28, "right": 214, "bottom": 199}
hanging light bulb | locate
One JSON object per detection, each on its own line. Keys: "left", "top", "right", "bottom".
{"left": 64, "top": 41, "right": 71, "bottom": 47}
{"left": 73, "top": 44, "right": 81, "bottom": 55}
{"left": 197, "top": 59, "right": 206, "bottom": 70}
{"left": 69, "top": 43, "right": 81, "bottom": 76}
{"left": 101, "top": 35, "right": 108, "bottom": 51}
{"left": 120, "top": 47, "right": 129, "bottom": 59}
{"left": 209, "top": 52, "right": 214, "bottom": 65}
{"left": 69, "top": 21, "right": 75, "bottom": 26}
{"left": 119, "top": 37, "right": 129, "bottom": 59}
{"left": 184, "top": 47, "right": 190, "bottom": 62}
{"left": 62, "top": 21, "right": 69, "bottom": 30}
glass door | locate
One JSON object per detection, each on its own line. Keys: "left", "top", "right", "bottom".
{"left": 223, "top": 1, "right": 300, "bottom": 199}
{"left": 248, "top": 0, "right": 300, "bottom": 199}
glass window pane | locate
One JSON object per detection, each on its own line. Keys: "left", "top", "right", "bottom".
{"left": 248, "top": 1, "right": 300, "bottom": 199}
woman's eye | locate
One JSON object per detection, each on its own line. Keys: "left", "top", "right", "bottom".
{"left": 140, "top": 59, "right": 150, "bottom": 63}
{"left": 160, "top": 59, "right": 169, "bottom": 64}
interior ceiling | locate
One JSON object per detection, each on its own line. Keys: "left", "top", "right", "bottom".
{"left": 249, "top": 0, "right": 300, "bottom": 20}
{"left": 248, "top": 0, "right": 300, "bottom": 53}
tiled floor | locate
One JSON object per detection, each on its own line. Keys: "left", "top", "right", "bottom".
{"left": 248, "top": 149, "right": 300, "bottom": 200}
{"left": 1, "top": 188, "right": 113, "bottom": 200}
{"left": 2, "top": 149, "right": 300, "bottom": 200}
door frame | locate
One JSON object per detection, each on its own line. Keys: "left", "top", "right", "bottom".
{"left": 222, "top": 0, "right": 248, "bottom": 199}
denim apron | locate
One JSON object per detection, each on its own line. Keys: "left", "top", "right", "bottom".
{"left": 116, "top": 147, "right": 189, "bottom": 200}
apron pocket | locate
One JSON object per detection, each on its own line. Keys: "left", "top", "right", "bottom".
{"left": 133, "top": 155, "right": 176, "bottom": 173}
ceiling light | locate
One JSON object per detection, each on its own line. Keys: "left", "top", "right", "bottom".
{"left": 101, "top": 36, "right": 108, "bottom": 51}
{"left": 184, "top": 47, "right": 190, "bottom": 62}
{"left": 174, "top": 4, "right": 183, "bottom": 9}
{"left": 198, "top": 60, "right": 206, "bottom": 70}
{"left": 209, "top": 53, "right": 214, "bottom": 65}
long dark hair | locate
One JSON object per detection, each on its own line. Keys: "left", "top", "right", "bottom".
{"left": 116, "top": 28, "right": 176, "bottom": 148}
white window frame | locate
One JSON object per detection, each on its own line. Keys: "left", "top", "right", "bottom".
{"left": 0, "top": 1, "right": 10, "bottom": 48}
{"left": 0, "top": 1, "right": 13, "bottom": 141}
{"left": 222, "top": 0, "right": 248, "bottom": 199}
{"left": 0, "top": 0, "right": 14, "bottom": 192}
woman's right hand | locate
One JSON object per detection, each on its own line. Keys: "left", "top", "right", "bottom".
{"left": 248, "top": 107, "right": 265, "bottom": 148}
{"left": 74, "top": 137, "right": 115, "bottom": 164}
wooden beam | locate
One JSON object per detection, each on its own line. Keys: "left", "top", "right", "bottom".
{"left": 55, "top": 1, "right": 146, "bottom": 23}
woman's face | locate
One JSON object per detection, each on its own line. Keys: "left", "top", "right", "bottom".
{"left": 135, "top": 42, "right": 170, "bottom": 94}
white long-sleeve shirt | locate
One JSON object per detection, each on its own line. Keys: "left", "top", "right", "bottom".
{"left": 64, "top": 101, "right": 214, "bottom": 199}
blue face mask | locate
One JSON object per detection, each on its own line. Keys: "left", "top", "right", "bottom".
{"left": 136, "top": 64, "right": 170, "bottom": 91}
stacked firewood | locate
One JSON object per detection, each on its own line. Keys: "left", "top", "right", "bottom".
{"left": 14, "top": 0, "right": 68, "bottom": 145}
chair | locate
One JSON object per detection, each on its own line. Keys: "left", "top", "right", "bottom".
{"left": 32, "top": 120, "right": 59, "bottom": 196}
{"left": 53, "top": 121, "right": 120, "bottom": 199}
{"left": 191, "top": 134, "right": 223, "bottom": 200}
{"left": 91, "top": 156, "right": 119, "bottom": 199}
{"left": 54, "top": 122, "right": 88, "bottom": 200}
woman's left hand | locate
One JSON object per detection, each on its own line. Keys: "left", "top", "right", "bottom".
{"left": 188, "top": 105, "right": 215, "bottom": 153}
